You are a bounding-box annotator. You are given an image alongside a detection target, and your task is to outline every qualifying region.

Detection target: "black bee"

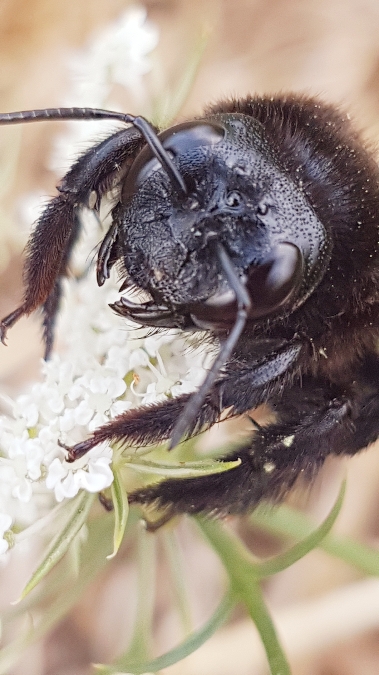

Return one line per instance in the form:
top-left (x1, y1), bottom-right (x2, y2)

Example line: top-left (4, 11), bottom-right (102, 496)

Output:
top-left (1, 94), bottom-right (379, 519)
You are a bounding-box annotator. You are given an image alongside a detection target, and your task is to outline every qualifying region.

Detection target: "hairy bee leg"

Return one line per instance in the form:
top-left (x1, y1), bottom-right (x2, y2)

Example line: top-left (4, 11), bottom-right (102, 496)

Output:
top-left (42, 281), bottom-right (63, 360)
top-left (0, 127), bottom-right (144, 352)
top-left (127, 440), bottom-right (283, 516)
top-left (0, 306), bottom-right (26, 344)
top-left (0, 196), bottom-right (78, 347)
top-left (66, 340), bottom-right (305, 462)
top-left (98, 492), bottom-right (114, 511)
top-left (142, 512), bottom-right (176, 532)
top-left (129, 362), bottom-right (379, 516)
top-left (96, 221), bottom-right (119, 286)
top-left (125, 422), bottom-right (322, 518)
top-left (66, 393), bottom-right (218, 461)
top-left (66, 342), bottom-right (303, 461)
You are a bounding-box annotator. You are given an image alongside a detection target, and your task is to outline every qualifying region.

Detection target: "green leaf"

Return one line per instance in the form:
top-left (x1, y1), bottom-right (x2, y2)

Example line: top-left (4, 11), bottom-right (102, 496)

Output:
top-left (256, 480), bottom-right (346, 577)
top-left (107, 465), bottom-right (129, 559)
top-left (124, 456), bottom-right (240, 478)
top-left (17, 491), bottom-right (95, 601)
top-left (95, 592), bottom-right (234, 674)
top-left (251, 495), bottom-right (379, 576)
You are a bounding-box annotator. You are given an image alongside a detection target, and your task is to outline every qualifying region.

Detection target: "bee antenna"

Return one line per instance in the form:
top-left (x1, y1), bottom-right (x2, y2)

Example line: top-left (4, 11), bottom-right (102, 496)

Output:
top-left (0, 107), bottom-right (187, 197)
top-left (168, 243), bottom-right (251, 449)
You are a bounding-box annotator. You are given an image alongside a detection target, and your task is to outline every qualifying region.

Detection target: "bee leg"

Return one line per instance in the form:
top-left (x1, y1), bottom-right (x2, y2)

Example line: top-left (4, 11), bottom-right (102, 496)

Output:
top-left (0, 127), bottom-right (144, 357)
top-left (98, 492), bottom-right (114, 511)
top-left (66, 339), bottom-right (305, 461)
top-left (66, 393), bottom-right (221, 461)
top-left (129, 364), bottom-right (379, 516)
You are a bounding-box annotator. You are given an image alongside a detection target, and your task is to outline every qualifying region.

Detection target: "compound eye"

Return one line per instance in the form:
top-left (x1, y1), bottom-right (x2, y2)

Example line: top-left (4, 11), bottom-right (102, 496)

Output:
top-left (122, 120), bottom-right (225, 202)
top-left (188, 242), bottom-right (303, 331)
top-left (159, 120), bottom-right (226, 157)
top-left (247, 242), bottom-right (303, 318)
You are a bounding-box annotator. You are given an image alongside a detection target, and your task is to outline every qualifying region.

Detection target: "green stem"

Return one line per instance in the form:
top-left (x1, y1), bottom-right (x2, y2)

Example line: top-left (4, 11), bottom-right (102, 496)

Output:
top-left (123, 524), bottom-right (156, 663)
top-left (197, 518), bottom-right (291, 675)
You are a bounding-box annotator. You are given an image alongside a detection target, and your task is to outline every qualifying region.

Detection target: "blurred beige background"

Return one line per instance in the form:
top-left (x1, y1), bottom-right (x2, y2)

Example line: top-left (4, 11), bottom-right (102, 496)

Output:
top-left (2, 1), bottom-right (379, 674)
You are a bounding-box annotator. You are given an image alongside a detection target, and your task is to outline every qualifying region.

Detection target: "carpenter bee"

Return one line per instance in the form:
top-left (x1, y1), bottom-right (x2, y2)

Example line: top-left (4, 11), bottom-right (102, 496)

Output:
top-left (1, 94), bottom-right (379, 519)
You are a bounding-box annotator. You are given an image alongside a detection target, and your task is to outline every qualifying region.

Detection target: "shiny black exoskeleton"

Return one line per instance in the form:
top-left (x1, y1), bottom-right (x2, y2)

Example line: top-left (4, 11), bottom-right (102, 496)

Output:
top-left (1, 94), bottom-right (379, 518)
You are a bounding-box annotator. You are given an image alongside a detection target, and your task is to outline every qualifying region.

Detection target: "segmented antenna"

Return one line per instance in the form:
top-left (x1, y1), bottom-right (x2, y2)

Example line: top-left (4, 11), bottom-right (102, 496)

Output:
top-left (168, 243), bottom-right (251, 449)
top-left (0, 107), bottom-right (187, 196)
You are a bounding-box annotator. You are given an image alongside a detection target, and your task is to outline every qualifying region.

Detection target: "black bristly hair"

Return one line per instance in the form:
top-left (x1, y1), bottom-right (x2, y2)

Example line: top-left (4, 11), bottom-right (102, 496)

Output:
top-left (2, 94), bottom-right (379, 520)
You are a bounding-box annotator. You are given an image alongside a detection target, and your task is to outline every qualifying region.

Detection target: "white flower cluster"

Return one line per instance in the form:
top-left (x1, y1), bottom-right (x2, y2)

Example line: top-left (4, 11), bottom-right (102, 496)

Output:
top-left (0, 7), bottom-right (212, 558)
top-left (70, 4), bottom-right (158, 103)
top-left (0, 223), bottom-right (211, 554)
top-left (50, 5), bottom-right (159, 174)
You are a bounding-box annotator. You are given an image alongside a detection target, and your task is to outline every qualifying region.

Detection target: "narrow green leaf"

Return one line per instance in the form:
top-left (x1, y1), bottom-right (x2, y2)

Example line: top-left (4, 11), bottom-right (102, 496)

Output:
top-left (18, 491), bottom-right (95, 601)
top-left (107, 465), bottom-right (129, 559)
top-left (125, 456), bottom-right (240, 478)
top-left (251, 497), bottom-right (379, 576)
top-left (95, 592), bottom-right (234, 675)
top-left (256, 480), bottom-right (346, 577)
top-left (0, 513), bottom-right (115, 674)
top-left (196, 488), bottom-right (345, 674)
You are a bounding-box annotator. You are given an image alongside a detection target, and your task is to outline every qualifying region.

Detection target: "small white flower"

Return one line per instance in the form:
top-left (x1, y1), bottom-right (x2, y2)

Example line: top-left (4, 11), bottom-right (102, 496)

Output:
top-left (129, 348), bottom-right (150, 369)
top-left (17, 398), bottom-right (39, 428)
top-left (74, 400), bottom-right (95, 426)
top-left (12, 476), bottom-right (33, 503)
top-left (46, 445), bottom-right (113, 502)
